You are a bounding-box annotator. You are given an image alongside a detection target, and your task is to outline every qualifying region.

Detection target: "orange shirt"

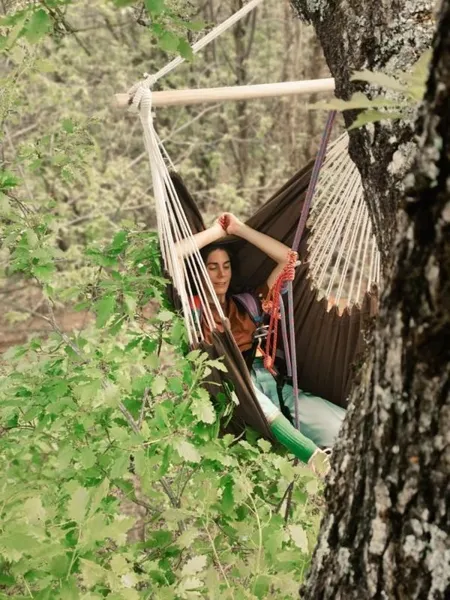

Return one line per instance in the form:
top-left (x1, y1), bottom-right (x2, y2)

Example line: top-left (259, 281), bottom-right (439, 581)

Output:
top-left (200, 285), bottom-right (268, 353)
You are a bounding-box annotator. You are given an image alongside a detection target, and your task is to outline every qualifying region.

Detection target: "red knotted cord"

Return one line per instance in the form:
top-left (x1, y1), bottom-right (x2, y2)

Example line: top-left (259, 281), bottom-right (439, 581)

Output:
top-left (261, 250), bottom-right (298, 374)
top-left (218, 214), bottom-right (229, 231)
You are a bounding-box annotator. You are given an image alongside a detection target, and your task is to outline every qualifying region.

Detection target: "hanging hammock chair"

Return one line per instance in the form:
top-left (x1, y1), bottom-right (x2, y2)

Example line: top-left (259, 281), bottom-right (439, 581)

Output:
top-left (167, 152), bottom-right (379, 439)
top-left (118, 0), bottom-right (381, 442)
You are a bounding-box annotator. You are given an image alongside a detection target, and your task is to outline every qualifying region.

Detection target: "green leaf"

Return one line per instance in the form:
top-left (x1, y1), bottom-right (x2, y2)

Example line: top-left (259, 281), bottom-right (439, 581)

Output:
top-left (191, 391), bottom-right (216, 424)
top-left (79, 558), bottom-right (107, 587)
top-left (176, 527), bottom-right (200, 549)
top-left (257, 439), bottom-right (272, 453)
top-left (151, 374), bottom-right (166, 396)
top-left (177, 39), bottom-right (194, 61)
top-left (174, 439), bottom-right (201, 463)
top-left (184, 20), bottom-right (205, 32)
top-left (1, 13), bottom-right (27, 50)
top-left (0, 170), bottom-right (19, 190)
top-left (181, 555), bottom-right (207, 577)
top-left (25, 9), bottom-right (51, 44)
top-left (144, 0), bottom-right (166, 15)
top-left (68, 486), bottom-right (90, 523)
top-left (0, 573), bottom-right (15, 585)
top-left (79, 447), bottom-right (97, 469)
top-left (95, 295), bottom-right (116, 328)
top-left (23, 496), bottom-right (46, 524)
top-left (168, 377), bottom-right (183, 394)
top-left (402, 49), bottom-right (432, 100)
top-left (159, 31), bottom-right (180, 53)
top-left (288, 524), bottom-right (308, 552)
top-left (157, 309), bottom-right (174, 322)
top-left (0, 532), bottom-right (40, 551)
top-left (266, 528), bottom-right (286, 558)
top-left (49, 554), bottom-right (70, 578)
top-left (309, 92), bottom-right (403, 112)
top-left (221, 476), bottom-right (234, 515)
top-left (159, 444), bottom-right (171, 476)
top-left (350, 69), bottom-right (408, 92)
top-left (110, 453), bottom-right (130, 479)
top-left (58, 577), bottom-right (79, 600)
top-left (253, 574), bottom-right (271, 599)
top-left (89, 478), bottom-right (110, 515)
top-left (177, 576), bottom-right (203, 594)
top-left (62, 119), bottom-right (74, 133)
top-left (348, 109), bottom-right (404, 130)
top-left (206, 358), bottom-right (228, 372)
top-left (306, 478), bottom-right (319, 495)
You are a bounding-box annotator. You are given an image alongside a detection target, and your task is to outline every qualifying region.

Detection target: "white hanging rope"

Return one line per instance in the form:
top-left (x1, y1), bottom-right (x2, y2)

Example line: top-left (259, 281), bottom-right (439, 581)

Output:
top-left (124, 0), bottom-right (380, 327)
top-left (138, 89), bottom-right (226, 341)
top-left (307, 133), bottom-right (381, 311)
top-left (121, 0), bottom-right (267, 342)
top-left (128, 0), bottom-right (265, 94)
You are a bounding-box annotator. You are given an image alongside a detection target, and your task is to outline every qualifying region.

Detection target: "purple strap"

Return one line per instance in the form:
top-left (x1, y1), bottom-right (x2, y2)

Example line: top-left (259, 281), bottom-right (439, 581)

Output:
top-left (233, 292), bottom-right (262, 324)
top-left (292, 111), bottom-right (337, 253)
top-left (287, 281), bottom-right (300, 428)
top-left (279, 295), bottom-right (292, 378)
top-left (281, 111), bottom-right (337, 429)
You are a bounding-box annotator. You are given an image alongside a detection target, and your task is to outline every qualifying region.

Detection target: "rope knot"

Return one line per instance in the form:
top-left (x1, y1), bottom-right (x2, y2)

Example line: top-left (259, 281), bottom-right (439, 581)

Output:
top-left (259, 250), bottom-right (299, 373)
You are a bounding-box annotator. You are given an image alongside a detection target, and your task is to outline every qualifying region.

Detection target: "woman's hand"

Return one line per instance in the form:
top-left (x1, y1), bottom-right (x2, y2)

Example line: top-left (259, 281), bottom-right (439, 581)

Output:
top-left (218, 212), bottom-right (244, 236)
top-left (211, 217), bottom-right (228, 240)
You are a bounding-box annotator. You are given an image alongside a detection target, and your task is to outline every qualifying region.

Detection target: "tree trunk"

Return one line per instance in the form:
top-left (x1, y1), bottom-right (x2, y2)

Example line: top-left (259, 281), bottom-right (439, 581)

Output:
top-left (290, 1), bottom-right (450, 598)
top-left (291, 0), bottom-right (434, 263)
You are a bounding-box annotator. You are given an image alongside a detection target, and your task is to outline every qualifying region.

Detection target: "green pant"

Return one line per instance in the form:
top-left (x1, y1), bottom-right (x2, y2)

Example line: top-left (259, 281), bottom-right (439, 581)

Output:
top-left (251, 358), bottom-right (345, 448)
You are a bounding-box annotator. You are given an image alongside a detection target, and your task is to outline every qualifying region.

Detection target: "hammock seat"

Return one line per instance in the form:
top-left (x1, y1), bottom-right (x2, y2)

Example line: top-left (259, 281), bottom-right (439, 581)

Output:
top-left (118, 0), bottom-right (380, 447)
top-left (168, 164), bottom-right (378, 439)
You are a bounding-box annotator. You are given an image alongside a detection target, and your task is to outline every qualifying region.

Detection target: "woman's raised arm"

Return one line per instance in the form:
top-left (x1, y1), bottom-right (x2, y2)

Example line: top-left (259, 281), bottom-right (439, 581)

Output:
top-left (222, 213), bottom-right (293, 289)
top-left (175, 219), bottom-right (226, 260)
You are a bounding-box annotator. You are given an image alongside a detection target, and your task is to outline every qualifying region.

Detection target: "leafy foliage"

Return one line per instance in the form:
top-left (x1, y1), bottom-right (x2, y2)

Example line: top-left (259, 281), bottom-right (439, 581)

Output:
top-left (0, 1), bottom-right (326, 597)
top-left (310, 50), bottom-right (432, 129)
top-left (0, 231), bottom-right (322, 598)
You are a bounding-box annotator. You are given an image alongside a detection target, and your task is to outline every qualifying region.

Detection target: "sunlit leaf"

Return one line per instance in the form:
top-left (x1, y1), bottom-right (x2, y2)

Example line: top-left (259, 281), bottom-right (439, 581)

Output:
top-left (151, 374), bottom-right (166, 396)
top-left (68, 486), bottom-right (90, 523)
top-left (95, 295), bottom-right (116, 328)
top-left (178, 39), bottom-right (194, 61)
top-left (159, 31), bottom-right (180, 53)
top-left (25, 9), bottom-right (51, 44)
top-left (181, 555), bottom-right (207, 577)
top-left (348, 109), bottom-right (404, 130)
top-left (79, 558), bottom-right (107, 587)
top-left (144, 0), bottom-right (166, 15)
top-left (174, 439), bottom-right (201, 463)
top-left (288, 524), bottom-right (308, 552)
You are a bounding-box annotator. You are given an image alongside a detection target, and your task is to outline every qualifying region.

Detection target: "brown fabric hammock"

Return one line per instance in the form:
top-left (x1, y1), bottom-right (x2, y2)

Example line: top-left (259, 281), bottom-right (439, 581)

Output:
top-left (168, 164), bottom-right (378, 438)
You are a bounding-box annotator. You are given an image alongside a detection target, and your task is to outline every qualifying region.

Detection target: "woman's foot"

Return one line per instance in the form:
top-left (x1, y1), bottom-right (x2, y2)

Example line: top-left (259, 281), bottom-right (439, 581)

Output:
top-left (308, 448), bottom-right (331, 478)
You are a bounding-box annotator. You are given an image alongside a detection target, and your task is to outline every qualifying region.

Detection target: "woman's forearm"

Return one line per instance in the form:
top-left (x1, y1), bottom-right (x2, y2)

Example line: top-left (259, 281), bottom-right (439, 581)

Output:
top-left (234, 223), bottom-right (291, 265)
top-left (175, 223), bottom-right (224, 259)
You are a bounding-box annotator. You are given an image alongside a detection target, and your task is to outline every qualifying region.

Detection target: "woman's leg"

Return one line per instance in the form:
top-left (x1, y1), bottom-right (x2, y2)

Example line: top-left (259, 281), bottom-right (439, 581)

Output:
top-left (281, 383), bottom-right (345, 448)
top-left (251, 365), bottom-right (317, 464)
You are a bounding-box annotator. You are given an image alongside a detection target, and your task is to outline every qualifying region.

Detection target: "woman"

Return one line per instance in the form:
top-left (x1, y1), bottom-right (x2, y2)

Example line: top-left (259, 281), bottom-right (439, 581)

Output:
top-left (177, 212), bottom-right (345, 470)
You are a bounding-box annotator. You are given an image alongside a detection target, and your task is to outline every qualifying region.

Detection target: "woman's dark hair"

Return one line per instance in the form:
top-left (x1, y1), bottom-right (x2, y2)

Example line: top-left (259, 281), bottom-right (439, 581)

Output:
top-left (198, 243), bottom-right (241, 295)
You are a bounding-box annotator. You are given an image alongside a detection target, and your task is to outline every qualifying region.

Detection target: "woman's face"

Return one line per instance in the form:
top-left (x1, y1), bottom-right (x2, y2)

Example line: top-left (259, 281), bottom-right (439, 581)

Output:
top-left (205, 249), bottom-right (232, 297)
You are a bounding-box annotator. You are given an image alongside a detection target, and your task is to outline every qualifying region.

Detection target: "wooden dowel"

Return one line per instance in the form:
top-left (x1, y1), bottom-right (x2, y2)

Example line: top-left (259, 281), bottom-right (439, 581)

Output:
top-left (114, 78), bottom-right (335, 108)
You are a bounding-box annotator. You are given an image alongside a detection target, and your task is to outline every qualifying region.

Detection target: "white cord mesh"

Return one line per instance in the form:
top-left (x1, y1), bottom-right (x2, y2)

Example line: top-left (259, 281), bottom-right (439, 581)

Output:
top-left (126, 0), bottom-right (379, 327)
top-left (139, 90), bottom-right (226, 343)
top-left (307, 133), bottom-right (381, 310)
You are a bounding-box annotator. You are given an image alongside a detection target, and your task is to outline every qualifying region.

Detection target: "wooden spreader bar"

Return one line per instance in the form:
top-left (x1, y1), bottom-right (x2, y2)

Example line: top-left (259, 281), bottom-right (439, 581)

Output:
top-left (114, 78), bottom-right (335, 108)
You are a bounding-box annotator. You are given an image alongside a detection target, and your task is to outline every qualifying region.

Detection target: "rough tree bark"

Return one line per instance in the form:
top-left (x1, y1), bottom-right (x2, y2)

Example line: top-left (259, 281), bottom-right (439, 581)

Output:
top-left (289, 1), bottom-right (450, 598)
top-left (292, 0), bottom-right (435, 263)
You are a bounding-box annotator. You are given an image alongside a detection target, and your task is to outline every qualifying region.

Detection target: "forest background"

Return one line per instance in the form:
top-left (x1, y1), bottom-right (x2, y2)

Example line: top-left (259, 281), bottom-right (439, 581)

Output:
top-left (1, 0), bottom-right (330, 350)
top-left (0, 1), bottom-right (334, 599)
